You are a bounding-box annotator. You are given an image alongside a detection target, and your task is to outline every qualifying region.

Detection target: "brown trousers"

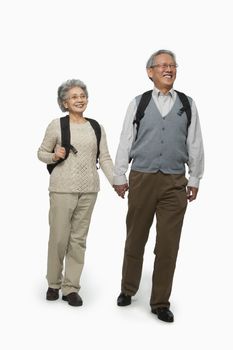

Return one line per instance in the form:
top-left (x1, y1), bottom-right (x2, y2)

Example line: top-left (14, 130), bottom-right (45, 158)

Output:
top-left (121, 170), bottom-right (188, 308)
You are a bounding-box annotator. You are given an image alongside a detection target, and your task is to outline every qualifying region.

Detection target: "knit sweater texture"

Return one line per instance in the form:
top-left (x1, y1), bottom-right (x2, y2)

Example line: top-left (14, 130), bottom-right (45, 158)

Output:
top-left (38, 118), bottom-right (113, 193)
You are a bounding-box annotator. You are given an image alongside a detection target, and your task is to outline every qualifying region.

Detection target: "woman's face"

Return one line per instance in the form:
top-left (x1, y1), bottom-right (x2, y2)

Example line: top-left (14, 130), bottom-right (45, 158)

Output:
top-left (63, 86), bottom-right (88, 114)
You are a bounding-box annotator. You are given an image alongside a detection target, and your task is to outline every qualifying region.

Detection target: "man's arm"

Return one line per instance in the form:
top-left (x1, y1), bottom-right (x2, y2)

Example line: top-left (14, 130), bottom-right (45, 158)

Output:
top-left (113, 99), bottom-right (137, 198)
top-left (186, 100), bottom-right (204, 201)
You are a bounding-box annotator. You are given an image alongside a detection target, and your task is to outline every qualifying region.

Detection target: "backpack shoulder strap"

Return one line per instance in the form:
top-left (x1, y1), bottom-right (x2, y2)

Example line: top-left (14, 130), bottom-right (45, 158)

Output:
top-left (86, 118), bottom-right (101, 163)
top-left (60, 115), bottom-right (71, 159)
top-left (175, 90), bottom-right (192, 127)
top-left (47, 115), bottom-right (70, 174)
top-left (134, 90), bottom-right (153, 140)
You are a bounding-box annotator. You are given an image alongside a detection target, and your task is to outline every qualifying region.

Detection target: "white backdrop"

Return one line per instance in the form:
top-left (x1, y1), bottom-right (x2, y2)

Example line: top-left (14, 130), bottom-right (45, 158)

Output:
top-left (1, 0), bottom-right (232, 349)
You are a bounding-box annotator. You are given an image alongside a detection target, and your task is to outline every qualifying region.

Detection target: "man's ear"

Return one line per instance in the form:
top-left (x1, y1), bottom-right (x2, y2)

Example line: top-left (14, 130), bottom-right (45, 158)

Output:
top-left (147, 68), bottom-right (153, 81)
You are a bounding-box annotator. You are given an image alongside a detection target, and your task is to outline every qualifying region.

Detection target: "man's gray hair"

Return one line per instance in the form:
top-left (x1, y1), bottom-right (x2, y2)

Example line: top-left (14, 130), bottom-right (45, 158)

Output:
top-left (146, 50), bottom-right (177, 69)
top-left (57, 79), bottom-right (88, 112)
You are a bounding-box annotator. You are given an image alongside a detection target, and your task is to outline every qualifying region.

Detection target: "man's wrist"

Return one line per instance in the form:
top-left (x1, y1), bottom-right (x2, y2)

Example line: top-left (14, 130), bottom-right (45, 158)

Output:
top-left (187, 176), bottom-right (200, 188)
top-left (113, 174), bottom-right (127, 185)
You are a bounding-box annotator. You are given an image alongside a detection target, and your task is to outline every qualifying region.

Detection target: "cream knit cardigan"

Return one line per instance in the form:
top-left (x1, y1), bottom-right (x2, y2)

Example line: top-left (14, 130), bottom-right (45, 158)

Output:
top-left (38, 118), bottom-right (114, 193)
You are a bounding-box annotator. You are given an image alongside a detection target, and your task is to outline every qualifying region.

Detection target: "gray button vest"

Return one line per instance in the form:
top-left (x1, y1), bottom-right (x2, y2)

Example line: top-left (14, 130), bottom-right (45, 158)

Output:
top-left (130, 94), bottom-right (190, 174)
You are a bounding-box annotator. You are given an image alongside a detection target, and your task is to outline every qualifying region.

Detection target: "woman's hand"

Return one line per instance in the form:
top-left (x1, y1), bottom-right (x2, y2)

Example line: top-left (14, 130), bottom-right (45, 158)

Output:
top-left (53, 146), bottom-right (66, 161)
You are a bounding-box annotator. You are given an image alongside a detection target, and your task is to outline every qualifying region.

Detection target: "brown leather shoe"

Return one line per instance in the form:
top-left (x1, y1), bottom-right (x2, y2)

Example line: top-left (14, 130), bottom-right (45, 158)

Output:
top-left (62, 292), bottom-right (83, 306)
top-left (46, 287), bottom-right (59, 301)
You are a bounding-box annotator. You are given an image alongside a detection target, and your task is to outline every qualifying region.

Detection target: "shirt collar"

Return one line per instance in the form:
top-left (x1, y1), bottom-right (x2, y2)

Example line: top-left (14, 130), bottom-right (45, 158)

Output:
top-left (153, 86), bottom-right (175, 98)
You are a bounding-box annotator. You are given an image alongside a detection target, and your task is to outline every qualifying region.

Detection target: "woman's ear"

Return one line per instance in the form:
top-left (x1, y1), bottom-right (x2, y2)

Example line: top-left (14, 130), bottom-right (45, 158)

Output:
top-left (63, 101), bottom-right (68, 109)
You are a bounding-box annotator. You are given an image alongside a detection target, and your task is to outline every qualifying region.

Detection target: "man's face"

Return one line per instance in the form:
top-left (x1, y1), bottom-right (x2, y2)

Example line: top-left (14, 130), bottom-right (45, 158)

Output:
top-left (147, 54), bottom-right (177, 91)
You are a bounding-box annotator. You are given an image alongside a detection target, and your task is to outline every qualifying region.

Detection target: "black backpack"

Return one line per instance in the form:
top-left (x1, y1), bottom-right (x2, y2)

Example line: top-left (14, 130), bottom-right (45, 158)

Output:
top-left (47, 115), bottom-right (101, 174)
top-left (133, 89), bottom-right (192, 141)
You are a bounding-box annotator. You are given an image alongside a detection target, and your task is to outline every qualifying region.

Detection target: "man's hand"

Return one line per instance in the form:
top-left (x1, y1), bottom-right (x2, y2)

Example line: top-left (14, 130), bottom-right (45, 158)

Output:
top-left (53, 146), bottom-right (66, 161)
top-left (113, 184), bottom-right (129, 199)
top-left (187, 186), bottom-right (198, 202)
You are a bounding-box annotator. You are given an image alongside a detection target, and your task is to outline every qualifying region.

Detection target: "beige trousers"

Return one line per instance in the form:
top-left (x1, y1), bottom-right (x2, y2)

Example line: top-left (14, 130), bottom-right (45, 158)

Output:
top-left (47, 192), bottom-right (97, 296)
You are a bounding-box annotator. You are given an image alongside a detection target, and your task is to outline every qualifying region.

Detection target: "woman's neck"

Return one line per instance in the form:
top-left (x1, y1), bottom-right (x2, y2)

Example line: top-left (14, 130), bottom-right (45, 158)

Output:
top-left (69, 112), bottom-right (86, 124)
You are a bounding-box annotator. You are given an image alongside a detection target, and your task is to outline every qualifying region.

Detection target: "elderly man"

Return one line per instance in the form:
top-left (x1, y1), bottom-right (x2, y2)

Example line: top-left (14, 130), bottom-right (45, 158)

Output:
top-left (113, 49), bottom-right (204, 322)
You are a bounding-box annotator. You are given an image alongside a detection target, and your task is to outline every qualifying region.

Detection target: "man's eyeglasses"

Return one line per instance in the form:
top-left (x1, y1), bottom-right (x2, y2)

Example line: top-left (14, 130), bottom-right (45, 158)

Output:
top-left (150, 64), bottom-right (178, 70)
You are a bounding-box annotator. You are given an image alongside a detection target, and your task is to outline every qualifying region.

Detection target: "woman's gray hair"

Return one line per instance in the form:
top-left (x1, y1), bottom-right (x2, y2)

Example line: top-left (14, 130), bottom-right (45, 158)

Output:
top-left (146, 49), bottom-right (177, 69)
top-left (57, 79), bottom-right (88, 112)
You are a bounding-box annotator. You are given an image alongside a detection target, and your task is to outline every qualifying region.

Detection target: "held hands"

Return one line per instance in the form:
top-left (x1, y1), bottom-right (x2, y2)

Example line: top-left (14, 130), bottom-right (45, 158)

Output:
top-left (52, 146), bottom-right (66, 161)
top-left (113, 183), bottom-right (129, 199)
top-left (187, 186), bottom-right (198, 202)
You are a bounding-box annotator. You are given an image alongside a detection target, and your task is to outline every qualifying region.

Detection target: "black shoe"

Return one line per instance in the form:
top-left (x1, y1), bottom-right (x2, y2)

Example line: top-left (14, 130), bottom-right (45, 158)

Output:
top-left (46, 287), bottom-right (59, 301)
top-left (151, 307), bottom-right (174, 323)
top-left (117, 292), bottom-right (131, 306)
top-left (62, 292), bottom-right (83, 307)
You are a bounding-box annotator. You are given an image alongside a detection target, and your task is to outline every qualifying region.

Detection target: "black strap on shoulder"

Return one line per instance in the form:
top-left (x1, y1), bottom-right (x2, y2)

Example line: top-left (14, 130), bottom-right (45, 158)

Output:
top-left (175, 90), bottom-right (191, 127)
top-left (134, 89), bottom-right (192, 139)
top-left (47, 116), bottom-right (101, 174)
top-left (129, 89), bottom-right (192, 164)
top-left (134, 90), bottom-right (153, 141)
top-left (47, 116), bottom-right (71, 174)
top-left (60, 115), bottom-right (71, 158)
top-left (86, 118), bottom-right (101, 165)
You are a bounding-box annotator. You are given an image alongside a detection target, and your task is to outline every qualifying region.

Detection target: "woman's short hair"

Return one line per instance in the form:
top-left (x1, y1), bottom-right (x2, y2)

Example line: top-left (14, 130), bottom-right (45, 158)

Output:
top-left (146, 49), bottom-right (177, 69)
top-left (57, 79), bottom-right (88, 112)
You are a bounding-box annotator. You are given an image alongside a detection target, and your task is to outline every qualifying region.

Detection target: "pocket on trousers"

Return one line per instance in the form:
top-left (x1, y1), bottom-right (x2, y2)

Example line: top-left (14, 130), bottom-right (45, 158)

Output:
top-left (128, 170), bottom-right (145, 189)
top-left (171, 174), bottom-right (188, 190)
top-left (128, 170), bottom-right (145, 202)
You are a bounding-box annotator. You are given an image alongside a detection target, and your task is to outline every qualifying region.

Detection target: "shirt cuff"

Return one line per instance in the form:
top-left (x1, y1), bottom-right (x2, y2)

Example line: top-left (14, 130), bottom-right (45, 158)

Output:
top-left (113, 174), bottom-right (128, 185)
top-left (188, 176), bottom-right (200, 188)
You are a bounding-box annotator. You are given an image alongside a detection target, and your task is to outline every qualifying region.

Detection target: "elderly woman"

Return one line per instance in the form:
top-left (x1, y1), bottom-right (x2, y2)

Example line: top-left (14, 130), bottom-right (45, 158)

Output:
top-left (38, 79), bottom-right (113, 306)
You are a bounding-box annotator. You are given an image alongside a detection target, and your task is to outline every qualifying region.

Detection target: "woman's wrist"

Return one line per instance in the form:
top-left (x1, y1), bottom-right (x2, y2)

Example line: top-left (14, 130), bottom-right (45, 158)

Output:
top-left (52, 154), bottom-right (59, 162)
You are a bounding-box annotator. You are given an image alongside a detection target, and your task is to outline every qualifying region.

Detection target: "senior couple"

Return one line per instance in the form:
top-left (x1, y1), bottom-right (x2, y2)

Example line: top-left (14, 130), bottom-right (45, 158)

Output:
top-left (38, 49), bottom-right (204, 323)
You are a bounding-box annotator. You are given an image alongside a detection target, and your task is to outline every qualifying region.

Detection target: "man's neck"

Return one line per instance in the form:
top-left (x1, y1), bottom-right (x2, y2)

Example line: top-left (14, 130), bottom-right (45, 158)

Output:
top-left (154, 84), bottom-right (173, 95)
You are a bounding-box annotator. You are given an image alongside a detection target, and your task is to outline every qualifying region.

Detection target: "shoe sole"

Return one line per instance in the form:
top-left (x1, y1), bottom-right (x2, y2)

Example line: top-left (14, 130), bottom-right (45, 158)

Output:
top-left (46, 295), bottom-right (59, 301)
top-left (117, 300), bottom-right (131, 306)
